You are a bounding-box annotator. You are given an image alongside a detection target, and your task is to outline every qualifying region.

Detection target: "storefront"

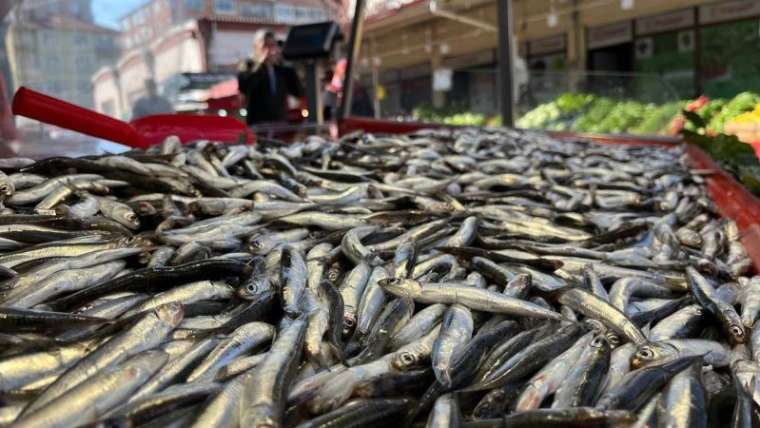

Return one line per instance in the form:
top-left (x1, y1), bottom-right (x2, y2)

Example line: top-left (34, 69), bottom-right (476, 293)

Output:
top-left (526, 34), bottom-right (566, 71)
top-left (698, 0), bottom-right (760, 98)
top-left (587, 21), bottom-right (633, 73)
top-left (585, 21), bottom-right (634, 100)
top-left (442, 50), bottom-right (497, 114)
top-left (633, 9), bottom-right (696, 101)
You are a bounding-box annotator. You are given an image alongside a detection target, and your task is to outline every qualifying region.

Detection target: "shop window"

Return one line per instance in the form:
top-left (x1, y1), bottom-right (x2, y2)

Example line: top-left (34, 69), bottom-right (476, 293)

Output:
top-left (700, 19), bottom-right (760, 98)
top-left (634, 31), bottom-right (695, 101)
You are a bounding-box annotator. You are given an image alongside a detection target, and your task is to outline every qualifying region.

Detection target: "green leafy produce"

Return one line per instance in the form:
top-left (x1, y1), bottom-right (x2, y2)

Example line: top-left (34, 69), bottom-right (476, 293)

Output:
top-left (631, 101), bottom-right (685, 135)
top-left (681, 111), bottom-right (760, 196)
top-left (707, 92), bottom-right (760, 133)
top-left (412, 104), bottom-right (493, 127)
top-left (518, 91), bottom-right (760, 136)
top-left (555, 93), bottom-right (594, 114)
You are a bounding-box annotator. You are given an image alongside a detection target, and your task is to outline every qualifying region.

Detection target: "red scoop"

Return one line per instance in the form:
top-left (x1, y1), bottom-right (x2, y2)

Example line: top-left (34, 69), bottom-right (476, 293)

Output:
top-left (12, 87), bottom-right (254, 149)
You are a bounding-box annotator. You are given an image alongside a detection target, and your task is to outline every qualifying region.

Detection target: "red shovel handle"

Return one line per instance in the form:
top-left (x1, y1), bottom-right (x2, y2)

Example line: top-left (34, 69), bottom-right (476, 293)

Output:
top-left (12, 87), bottom-right (141, 147)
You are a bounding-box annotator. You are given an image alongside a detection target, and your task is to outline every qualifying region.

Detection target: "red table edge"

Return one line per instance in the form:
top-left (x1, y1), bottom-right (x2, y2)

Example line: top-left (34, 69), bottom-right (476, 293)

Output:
top-left (339, 116), bottom-right (760, 272)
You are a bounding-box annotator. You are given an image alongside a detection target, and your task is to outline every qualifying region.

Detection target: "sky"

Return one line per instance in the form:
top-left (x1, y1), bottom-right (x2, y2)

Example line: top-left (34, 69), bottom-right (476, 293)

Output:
top-left (91, 0), bottom-right (149, 29)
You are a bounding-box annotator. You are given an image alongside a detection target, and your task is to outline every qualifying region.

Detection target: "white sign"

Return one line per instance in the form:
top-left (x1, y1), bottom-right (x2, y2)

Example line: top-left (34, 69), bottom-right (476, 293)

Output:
top-left (433, 68), bottom-right (453, 92)
top-left (588, 21), bottom-right (633, 49)
top-left (636, 9), bottom-right (695, 35)
top-left (700, 0), bottom-right (760, 24)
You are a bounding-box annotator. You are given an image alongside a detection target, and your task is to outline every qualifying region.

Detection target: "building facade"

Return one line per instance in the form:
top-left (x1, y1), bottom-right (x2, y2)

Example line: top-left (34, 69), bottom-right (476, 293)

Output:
top-left (359, 0), bottom-right (760, 117)
top-left (120, 0), bottom-right (331, 49)
top-left (93, 0), bottom-right (333, 119)
top-left (16, 0), bottom-right (93, 23)
top-left (5, 15), bottom-right (119, 109)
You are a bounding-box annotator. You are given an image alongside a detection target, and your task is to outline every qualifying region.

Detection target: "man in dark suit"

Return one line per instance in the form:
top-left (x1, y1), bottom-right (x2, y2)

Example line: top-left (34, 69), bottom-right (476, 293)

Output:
top-left (243, 30), bottom-right (303, 126)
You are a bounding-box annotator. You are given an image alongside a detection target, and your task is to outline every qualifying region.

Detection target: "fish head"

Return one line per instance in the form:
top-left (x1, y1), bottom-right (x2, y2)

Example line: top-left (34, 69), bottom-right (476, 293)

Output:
top-left (238, 276), bottom-right (272, 300)
top-left (114, 206), bottom-right (140, 229)
top-left (729, 323), bottom-right (747, 345)
top-left (326, 264), bottom-right (342, 283)
top-left (391, 349), bottom-right (422, 370)
top-left (378, 278), bottom-right (422, 298)
top-left (590, 335), bottom-right (611, 354)
top-left (0, 181), bottom-right (13, 197)
top-left (631, 341), bottom-right (678, 369)
top-left (584, 319), bottom-right (607, 335)
top-left (342, 312), bottom-right (357, 337)
top-left (248, 237), bottom-right (270, 255)
top-left (155, 302), bottom-right (185, 327)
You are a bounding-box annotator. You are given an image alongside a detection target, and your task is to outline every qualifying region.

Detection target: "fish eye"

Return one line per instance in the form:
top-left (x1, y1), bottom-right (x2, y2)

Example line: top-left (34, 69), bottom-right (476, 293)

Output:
top-left (250, 240), bottom-right (262, 249)
top-left (731, 326), bottom-right (744, 338)
top-left (591, 336), bottom-right (607, 347)
top-left (637, 347), bottom-right (654, 359)
top-left (247, 283), bottom-right (258, 293)
top-left (343, 317), bottom-right (355, 328)
top-left (397, 352), bottom-right (416, 366)
top-left (126, 213), bottom-right (137, 221)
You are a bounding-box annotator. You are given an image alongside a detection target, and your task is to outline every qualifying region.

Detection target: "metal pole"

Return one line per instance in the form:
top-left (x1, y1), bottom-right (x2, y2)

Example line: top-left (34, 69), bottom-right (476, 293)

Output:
top-left (497, 0), bottom-right (513, 127)
top-left (337, 0), bottom-right (366, 121)
top-left (305, 61), bottom-right (324, 124)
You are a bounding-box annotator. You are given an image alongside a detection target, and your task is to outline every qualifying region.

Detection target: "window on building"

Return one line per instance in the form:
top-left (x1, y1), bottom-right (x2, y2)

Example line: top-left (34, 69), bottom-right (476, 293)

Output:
top-left (240, 2), bottom-right (255, 17)
top-left (214, 0), bottom-right (235, 14)
top-left (294, 6), bottom-right (306, 22)
top-left (96, 36), bottom-right (113, 49)
top-left (74, 33), bottom-right (88, 45)
top-left (76, 57), bottom-right (92, 72)
top-left (700, 19), bottom-right (760, 98)
top-left (185, 0), bottom-right (203, 11)
top-left (274, 4), bottom-right (296, 23)
top-left (153, 1), bottom-right (162, 14)
top-left (247, 2), bottom-right (273, 20)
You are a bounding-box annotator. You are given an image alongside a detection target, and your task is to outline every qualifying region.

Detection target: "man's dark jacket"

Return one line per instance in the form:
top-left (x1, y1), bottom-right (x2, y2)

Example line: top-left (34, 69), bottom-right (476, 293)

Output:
top-left (241, 63), bottom-right (303, 125)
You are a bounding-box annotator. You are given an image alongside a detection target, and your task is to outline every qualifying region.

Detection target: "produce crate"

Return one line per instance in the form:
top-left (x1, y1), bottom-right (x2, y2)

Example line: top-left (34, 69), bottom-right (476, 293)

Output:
top-left (340, 116), bottom-right (760, 272)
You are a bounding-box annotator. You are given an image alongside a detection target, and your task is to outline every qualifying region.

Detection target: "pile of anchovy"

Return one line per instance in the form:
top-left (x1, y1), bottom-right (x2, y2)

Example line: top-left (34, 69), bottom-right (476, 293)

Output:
top-left (0, 127), bottom-right (758, 428)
